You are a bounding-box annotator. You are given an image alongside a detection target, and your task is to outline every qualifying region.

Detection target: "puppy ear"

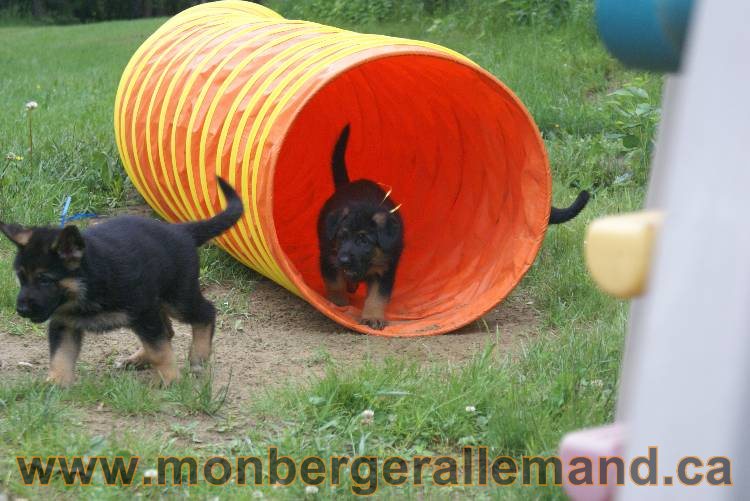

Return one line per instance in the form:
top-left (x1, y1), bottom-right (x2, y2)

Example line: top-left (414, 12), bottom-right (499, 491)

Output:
top-left (0, 223), bottom-right (32, 247)
top-left (325, 208), bottom-right (349, 241)
top-left (372, 211), bottom-right (402, 253)
top-left (52, 225), bottom-right (85, 269)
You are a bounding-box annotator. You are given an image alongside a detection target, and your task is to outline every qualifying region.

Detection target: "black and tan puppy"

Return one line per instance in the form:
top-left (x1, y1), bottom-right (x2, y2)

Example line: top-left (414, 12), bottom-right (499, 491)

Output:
top-left (318, 125), bottom-right (403, 330)
top-left (0, 178), bottom-right (243, 387)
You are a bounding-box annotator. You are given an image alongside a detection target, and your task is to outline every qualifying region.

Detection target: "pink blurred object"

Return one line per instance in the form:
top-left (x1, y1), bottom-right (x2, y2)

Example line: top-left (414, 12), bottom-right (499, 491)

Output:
top-left (559, 423), bottom-right (626, 501)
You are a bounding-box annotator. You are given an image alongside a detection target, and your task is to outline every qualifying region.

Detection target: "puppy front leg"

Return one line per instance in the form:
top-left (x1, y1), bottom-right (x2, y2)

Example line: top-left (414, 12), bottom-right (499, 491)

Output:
top-left (115, 346), bottom-right (149, 370)
top-left (142, 339), bottom-right (179, 386)
top-left (133, 310), bottom-right (179, 386)
top-left (47, 321), bottom-right (82, 387)
top-left (361, 276), bottom-right (392, 330)
top-left (321, 256), bottom-right (349, 306)
top-left (117, 305), bottom-right (178, 371)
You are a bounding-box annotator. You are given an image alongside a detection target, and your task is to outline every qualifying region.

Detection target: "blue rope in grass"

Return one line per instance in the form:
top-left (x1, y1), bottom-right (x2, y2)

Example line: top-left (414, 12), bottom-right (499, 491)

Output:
top-left (60, 196), bottom-right (96, 228)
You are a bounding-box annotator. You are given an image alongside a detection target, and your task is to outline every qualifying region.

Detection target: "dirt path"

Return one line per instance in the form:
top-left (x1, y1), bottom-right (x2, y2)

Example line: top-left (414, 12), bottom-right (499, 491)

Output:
top-left (0, 278), bottom-right (539, 396)
top-left (0, 276), bottom-right (540, 446)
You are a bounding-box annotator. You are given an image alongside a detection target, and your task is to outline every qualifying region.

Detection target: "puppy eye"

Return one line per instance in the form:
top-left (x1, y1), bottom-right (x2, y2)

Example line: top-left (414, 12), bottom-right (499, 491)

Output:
top-left (356, 234), bottom-right (369, 245)
top-left (38, 275), bottom-right (55, 285)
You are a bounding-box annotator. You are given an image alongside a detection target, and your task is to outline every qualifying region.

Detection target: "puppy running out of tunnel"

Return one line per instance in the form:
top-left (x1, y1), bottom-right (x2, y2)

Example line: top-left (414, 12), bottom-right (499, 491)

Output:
top-left (316, 124), bottom-right (589, 331)
top-left (317, 125), bottom-right (404, 330)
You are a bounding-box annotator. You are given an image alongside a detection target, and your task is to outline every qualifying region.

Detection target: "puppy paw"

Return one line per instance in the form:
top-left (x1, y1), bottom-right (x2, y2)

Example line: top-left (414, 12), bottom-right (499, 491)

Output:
top-left (328, 293), bottom-right (349, 307)
top-left (46, 370), bottom-right (74, 388)
top-left (115, 348), bottom-right (149, 370)
top-left (113, 359), bottom-right (129, 370)
top-left (360, 317), bottom-right (387, 330)
top-left (151, 366), bottom-right (180, 387)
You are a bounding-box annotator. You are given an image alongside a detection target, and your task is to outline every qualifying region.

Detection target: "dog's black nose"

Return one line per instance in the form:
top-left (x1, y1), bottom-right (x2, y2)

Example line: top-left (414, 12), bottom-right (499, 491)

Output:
top-left (16, 302), bottom-right (33, 317)
top-left (338, 254), bottom-right (351, 265)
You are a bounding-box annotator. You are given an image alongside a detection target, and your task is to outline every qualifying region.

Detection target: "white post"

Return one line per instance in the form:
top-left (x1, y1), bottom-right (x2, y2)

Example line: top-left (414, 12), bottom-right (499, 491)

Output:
top-left (618, 0), bottom-right (750, 498)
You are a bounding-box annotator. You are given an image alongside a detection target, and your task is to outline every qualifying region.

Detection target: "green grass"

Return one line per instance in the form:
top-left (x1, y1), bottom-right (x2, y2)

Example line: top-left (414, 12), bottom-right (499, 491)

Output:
top-left (0, 20), bottom-right (161, 222)
top-left (0, 5), bottom-right (658, 499)
top-left (63, 364), bottom-right (230, 416)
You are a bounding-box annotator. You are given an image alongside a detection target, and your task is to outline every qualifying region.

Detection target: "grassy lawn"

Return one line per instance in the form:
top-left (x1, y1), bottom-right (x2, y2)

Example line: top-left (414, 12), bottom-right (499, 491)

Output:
top-left (0, 3), bottom-right (660, 499)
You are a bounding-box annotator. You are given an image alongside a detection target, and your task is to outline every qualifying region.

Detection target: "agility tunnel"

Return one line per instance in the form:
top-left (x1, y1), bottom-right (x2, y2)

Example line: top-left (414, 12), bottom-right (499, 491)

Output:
top-left (114, 0), bottom-right (551, 336)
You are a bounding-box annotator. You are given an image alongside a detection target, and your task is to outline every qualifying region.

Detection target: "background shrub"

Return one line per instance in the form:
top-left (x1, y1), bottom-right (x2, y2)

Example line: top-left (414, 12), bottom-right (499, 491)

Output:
top-left (272, 0), bottom-right (594, 29)
top-left (0, 0), bottom-right (213, 23)
top-left (1, 0), bottom-right (594, 27)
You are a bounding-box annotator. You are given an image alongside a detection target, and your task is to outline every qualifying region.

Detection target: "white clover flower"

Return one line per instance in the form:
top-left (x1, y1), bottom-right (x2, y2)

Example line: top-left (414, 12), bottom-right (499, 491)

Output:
top-left (25, 101), bottom-right (38, 111)
top-left (305, 485), bottom-right (319, 495)
top-left (361, 409), bottom-right (375, 425)
top-left (252, 491), bottom-right (265, 499)
top-left (465, 405), bottom-right (477, 413)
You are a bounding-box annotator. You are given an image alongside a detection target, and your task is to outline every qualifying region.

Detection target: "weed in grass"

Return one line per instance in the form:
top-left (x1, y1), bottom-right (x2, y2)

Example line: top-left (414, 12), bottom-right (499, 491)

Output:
top-left (0, 380), bottom-right (64, 442)
top-left (70, 370), bottom-right (163, 415)
top-left (214, 413), bottom-right (240, 435)
top-left (170, 421), bottom-right (201, 442)
top-left (0, 151), bottom-right (25, 202)
top-left (306, 347), bottom-right (332, 366)
top-left (0, 311), bottom-right (45, 337)
top-left (166, 366), bottom-right (231, 416)
top-left (24, 100), bottom-right (38, 168)
top-left (66, 366), bottom-right (231, 417)
top-left (605, 77), bottom-right (662, 185)
top-left (199, 244), bottom-right (262, 291)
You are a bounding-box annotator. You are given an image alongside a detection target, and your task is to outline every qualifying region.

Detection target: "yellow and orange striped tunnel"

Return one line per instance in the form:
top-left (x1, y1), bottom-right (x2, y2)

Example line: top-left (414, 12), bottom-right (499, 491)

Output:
top-left (114, 0), bottom-right (551, 336)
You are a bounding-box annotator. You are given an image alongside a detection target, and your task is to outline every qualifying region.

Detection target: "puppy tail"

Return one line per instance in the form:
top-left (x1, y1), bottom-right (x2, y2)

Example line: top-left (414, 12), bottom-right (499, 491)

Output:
top-left (549, 190), bottom-right (590, 225)
top-left (332, 124), bottom-right (351, 187)
top-left (182, 177), bottom-right (244, 246)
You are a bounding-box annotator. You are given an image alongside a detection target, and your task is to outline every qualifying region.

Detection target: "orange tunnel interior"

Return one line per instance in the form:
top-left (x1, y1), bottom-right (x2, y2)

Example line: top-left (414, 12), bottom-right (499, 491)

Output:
top-left (272, 54), bottom-right (551, 336)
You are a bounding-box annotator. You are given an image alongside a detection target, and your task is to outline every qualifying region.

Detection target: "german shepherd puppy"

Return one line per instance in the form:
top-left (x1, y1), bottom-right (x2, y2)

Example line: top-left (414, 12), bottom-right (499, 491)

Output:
top-left (318, 125), bottom-right (403, 330)
top-left (0, 178), bottom-right (243, 387)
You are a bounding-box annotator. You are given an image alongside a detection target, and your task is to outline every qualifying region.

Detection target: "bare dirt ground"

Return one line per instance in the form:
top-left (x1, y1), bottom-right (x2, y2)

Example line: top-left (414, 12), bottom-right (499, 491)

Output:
top-left (0, 278), bottom-right (540, 446)
top-left (0, 279), bottom-right (540, 395)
